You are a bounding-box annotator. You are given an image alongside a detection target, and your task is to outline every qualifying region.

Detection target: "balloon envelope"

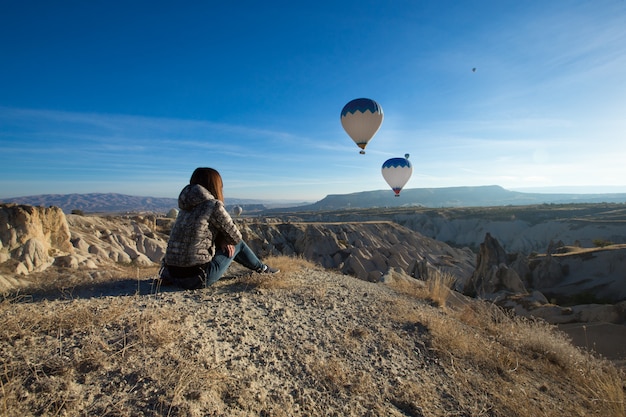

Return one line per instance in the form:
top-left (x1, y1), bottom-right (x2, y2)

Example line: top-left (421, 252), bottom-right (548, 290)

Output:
top-left (381, 157), bottom-right (413, 196)
top-left (233, 206), bottom-right (243, 216)
top-left (340, 98), bottom-right (383, 154)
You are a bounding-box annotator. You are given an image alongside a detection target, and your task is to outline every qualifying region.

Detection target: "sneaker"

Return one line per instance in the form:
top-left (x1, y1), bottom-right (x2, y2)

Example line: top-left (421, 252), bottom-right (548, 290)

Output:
top-left (258, 264), bottom-right (280, 274)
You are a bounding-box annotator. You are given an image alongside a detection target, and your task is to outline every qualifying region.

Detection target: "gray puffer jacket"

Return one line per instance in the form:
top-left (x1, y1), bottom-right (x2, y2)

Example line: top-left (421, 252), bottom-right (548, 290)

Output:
top-left (164, 184), bottom-right (242, 267)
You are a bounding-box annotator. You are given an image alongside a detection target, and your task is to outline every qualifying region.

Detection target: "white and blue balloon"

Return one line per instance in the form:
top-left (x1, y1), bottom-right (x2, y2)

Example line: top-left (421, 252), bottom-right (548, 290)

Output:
top-left (381, 154), bottom-right (413, 197)
top-left (340, 98), bottom-right (384, 154)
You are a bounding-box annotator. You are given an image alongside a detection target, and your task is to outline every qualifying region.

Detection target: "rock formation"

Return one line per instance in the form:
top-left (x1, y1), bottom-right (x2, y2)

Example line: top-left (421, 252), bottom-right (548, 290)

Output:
top-left (463, 233), bottom-right (527, 298)
top-left (0, 204), bottom-right (73, 274)
top-left (237, 219), bottom-right (476, 285)
top-left (2, 204), bottom-right (625, 327)
top-left (289, 206), bottom-right (626, 254)
top-left (0, 204), bottom-right (171, 292)
top-left (462, 231), bottom-right (626, 325)
top-left (1, 206), bottom-right (477, 294)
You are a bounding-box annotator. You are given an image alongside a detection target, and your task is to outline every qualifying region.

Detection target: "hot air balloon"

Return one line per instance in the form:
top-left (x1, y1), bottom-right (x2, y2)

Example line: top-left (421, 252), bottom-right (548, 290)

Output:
top-left (233, 206), bottom-right (243, 217)
top-left (340, 98), bottom-right (384, 154)
top-left (381, 154), bottom-right (413, 197)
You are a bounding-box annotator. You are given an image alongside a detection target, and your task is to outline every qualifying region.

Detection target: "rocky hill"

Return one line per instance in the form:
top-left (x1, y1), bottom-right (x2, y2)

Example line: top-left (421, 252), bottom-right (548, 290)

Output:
top-left (0, 203), bottom-right (625, 415)
top-left (1, 193), bottom-right (178, 214)
top-left (3, 257), bottom-right (624, 416)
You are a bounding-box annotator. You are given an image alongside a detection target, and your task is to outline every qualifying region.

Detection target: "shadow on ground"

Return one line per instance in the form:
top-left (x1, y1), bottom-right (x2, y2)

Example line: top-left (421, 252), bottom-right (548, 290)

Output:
top-left (24, 265), bottom-right (255, 302)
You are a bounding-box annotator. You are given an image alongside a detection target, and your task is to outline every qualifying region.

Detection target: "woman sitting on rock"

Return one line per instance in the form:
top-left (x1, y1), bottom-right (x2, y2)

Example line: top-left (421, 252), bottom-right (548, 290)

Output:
top-left (160, 167), bottom-right (279, 289)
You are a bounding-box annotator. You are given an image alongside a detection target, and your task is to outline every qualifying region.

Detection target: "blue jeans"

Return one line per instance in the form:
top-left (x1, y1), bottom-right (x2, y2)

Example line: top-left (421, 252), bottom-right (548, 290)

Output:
top-left (204, 240), bottom-right (264, 286)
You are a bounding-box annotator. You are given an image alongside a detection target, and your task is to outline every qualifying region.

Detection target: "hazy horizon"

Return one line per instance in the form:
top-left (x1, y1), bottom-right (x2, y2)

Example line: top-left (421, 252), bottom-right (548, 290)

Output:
top-left (4, 184), bottom-right (626, 203)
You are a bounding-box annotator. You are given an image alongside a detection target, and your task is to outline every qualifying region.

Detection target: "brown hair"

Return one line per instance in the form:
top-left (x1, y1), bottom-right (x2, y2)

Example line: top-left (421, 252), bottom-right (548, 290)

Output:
top-left (189, 167), bottom-right (224, 202)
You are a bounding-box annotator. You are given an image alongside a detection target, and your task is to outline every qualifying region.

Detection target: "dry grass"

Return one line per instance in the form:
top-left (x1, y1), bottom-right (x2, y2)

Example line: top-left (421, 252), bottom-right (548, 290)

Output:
top-left (241, 255), bottom-right (319, 290)
top-left (384, 284), bottom-right (626, 417)
top-left (426, 271), bottom-right (456, 307)
top-left (1, 258), bottom-right (624, 417)
top-left (386, 269), bottom-right (456, 308)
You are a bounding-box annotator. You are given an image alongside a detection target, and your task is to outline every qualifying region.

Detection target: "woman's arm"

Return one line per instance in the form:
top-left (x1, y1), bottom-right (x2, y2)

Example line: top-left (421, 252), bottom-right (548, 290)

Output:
top-left (210, 201), bottom-right (243, 245)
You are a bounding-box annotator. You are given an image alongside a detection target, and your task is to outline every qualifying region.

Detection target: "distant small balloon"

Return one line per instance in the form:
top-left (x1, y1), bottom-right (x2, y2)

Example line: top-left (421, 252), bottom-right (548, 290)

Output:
top-left (166, 208), bottom-right (179, 219)
top-left (233, 206), bottom-right (243, 217)
top-left (472, 67), bottom-right (476, 72)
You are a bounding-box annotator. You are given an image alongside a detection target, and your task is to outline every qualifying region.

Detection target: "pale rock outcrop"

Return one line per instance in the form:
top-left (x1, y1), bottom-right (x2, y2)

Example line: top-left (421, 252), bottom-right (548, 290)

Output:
top-left (528, 255), bottom-right (564, 289)
top-left (389, 212), bottom-right (626, 253)
top-left (136, 234), bottom-right (166, 261)
top-left (54, 254), bottom-right (80, 269)
top-left (0, 205), bottom-right (171, 290)
top-left (67, 214), bottom-right (168, 266)
top-left (166, 208), bottom-right (179, 219)
top-left (239, 220), bottom-right (476, 284)
top-left (3, 205), bottom-right (624, 330)
top-left (71, 236), bottom-right (90, 252)
top-left (0, 204), bottom-right (73, 273)
top-left (512, 300), bottom-right (626, 325)
top-left (11, 238), bottom-right (51, 273)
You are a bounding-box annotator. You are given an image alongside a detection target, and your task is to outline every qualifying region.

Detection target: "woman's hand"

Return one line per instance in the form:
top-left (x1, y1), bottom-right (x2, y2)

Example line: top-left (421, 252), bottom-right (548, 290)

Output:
top-left (222, 244), bottom-right (235, 258)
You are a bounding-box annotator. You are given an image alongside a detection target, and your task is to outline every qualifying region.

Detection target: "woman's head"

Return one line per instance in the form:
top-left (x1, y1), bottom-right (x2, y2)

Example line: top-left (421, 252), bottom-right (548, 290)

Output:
top-left (190, 167), bottom-right (224, 202)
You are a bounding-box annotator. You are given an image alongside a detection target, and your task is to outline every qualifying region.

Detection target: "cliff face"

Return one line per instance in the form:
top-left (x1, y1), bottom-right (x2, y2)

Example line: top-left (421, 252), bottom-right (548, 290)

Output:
top-left (0, 204), bottom-right (73, 274)
top-left (0, 204), bottom-right (171, 292)
top-left (399, 215), bottom-right (626, 254)
top-left (278, 205), bottom-right (626, 254)
top-left (0, 207), bottom-right (477, 294)
top-left (237, 220), bottom-right (476, 285)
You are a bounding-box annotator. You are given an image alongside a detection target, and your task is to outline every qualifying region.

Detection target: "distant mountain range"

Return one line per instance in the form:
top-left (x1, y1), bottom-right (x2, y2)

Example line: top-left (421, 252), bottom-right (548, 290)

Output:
top-left (1, 193), bottom-right (179, 214)
top-left (274, 185), bottom-right (626, 212)
top-left (0, 193), bottom-right (277, 214)
top-left (3, 186), bottom-right (626, 214)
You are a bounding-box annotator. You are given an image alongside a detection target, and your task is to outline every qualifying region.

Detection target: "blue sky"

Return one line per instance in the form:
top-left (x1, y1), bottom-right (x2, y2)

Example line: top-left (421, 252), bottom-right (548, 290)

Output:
top-left (1, 1), bottom-right (626, 202)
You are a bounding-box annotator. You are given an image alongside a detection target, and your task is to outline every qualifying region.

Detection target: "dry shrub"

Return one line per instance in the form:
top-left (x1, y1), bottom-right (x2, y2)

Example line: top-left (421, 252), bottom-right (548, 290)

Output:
top-left (0, 294), bottom-right (234, 417)
top-left (456, 300), bottom-right (584, 368)
top-left (242, 255), bottom-right (318, 290)
top-left (387, 379), bottom-right (439, 417)
top-left (386, 273), bottom-right (426, 299)
top-left (382, 286), bottom-right (625, 417)
top-left (306, 357), bottom-right (372, 397)
top-left (130, 304), bottom-right (183, 349)
top-left (428, 300), bottom-right (626, 417)
top-left (385, 269), bottom-right (455, 309)
top-left (2, 257), bottom-right (624, 416)
top-left (263, 254), bottom-right (318, 275)
top-left (426, 271), bottom-right (456, 307)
